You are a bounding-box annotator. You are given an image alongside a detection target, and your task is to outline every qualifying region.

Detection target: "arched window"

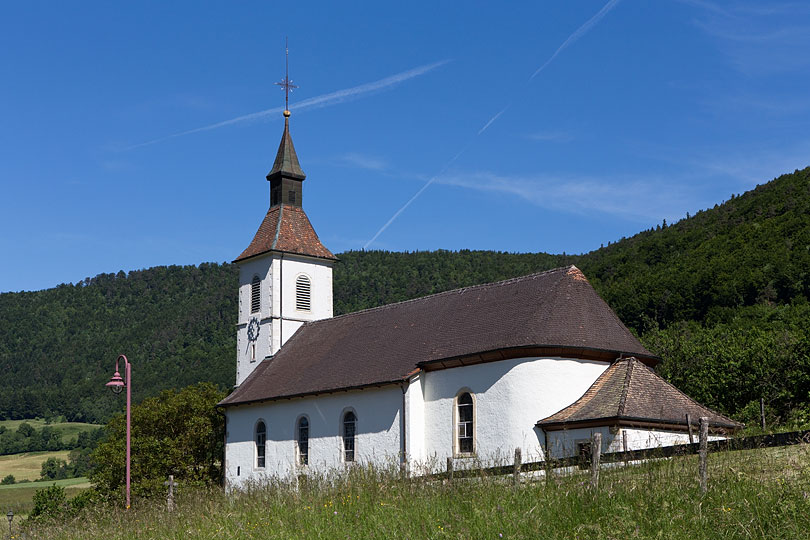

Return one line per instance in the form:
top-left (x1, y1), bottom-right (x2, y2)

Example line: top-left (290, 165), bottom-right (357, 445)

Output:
top-left (255, 421), bottom-right (266, 468)
top-left (295, 275), bottom-right (311, 311)
top-left (342, 411), bottom-right (356, 462)
top-left (297, 417), bottom-right (309, 466)
top-left (456, 392), bottom-right (474, 455)
top-left (251, 276), bottom-right (261, 313)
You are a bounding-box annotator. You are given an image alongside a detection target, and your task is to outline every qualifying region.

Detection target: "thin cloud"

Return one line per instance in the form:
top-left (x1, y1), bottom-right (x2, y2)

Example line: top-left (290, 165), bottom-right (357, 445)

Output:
top-left (125, 60), bottom-right (451, 150)
top-left (526, 131), bottom-right (573, 142)
top-left (339, 153), bottom-right (388, 171)
top-left (434, 171), bottom-right (694, 223)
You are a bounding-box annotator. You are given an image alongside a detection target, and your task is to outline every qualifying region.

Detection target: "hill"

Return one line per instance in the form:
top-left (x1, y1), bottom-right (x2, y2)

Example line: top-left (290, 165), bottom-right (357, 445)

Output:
top-left (0, 167), bottom-right (808, 424)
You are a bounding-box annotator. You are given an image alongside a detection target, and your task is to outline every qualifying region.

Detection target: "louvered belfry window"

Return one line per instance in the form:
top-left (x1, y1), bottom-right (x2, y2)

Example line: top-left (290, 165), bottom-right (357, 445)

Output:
top-left (250, 276), bottom-right (261, 313)
top-left (296, 275), bottom-right (311, 311)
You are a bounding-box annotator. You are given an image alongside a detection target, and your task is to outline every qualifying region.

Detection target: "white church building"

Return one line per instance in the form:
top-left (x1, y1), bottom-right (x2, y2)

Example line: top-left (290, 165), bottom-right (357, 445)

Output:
top-left (218, 110), bottom-right (740, 487)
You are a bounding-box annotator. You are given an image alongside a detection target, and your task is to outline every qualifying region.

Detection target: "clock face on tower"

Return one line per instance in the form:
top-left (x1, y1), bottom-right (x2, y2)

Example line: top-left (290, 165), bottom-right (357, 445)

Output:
top-left (247, 317), bottom-right (260, 342)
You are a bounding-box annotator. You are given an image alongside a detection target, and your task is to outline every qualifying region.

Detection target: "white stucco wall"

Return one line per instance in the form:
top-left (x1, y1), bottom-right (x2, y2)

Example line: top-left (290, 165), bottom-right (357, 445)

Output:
top-left (545, 427), bottom-right (726, 459)
top-left (416, 357), bottom-right (609, 472)
top-left (235, 253), bottom-right (333, 386)
top-left (224, 386), bottom-right (402, 488)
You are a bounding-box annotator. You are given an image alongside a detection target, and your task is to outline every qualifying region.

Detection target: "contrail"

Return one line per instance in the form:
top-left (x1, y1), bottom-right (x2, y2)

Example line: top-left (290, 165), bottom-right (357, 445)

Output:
top-left (125, 60), bottom-right (451, 150)
top-left (363, 145), bottom-right (470, 249)
top-left (477, 105), bottom-right (510, 135)
top-left (364, 0), bottom-right (622, 248)
top-left (531, 0), bottom-right (621, 80)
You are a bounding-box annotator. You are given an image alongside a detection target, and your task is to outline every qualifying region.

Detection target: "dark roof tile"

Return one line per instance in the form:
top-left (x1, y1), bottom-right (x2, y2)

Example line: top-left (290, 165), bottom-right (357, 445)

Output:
top-left (220, 266), bottom-right (658, 407)
top-left (537, 357), bottom-right (742, 430)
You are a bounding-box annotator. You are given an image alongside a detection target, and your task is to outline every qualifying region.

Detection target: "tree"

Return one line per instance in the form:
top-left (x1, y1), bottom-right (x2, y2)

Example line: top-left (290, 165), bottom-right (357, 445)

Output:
top-left (40, 457), bottom-right (69, 480)
top-left (0, 474), bottom-right (14, 485)
top-left (91, 382), bottom-right (225, 501)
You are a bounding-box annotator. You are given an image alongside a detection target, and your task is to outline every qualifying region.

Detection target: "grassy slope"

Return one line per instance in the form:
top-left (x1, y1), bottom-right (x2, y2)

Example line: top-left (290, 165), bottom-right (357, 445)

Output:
top-left (0, 450), bottom-right (72, 481)
top-left (0, 420), bottom-right (101, 446)
top-left (23, 445), bottom-right (810, 540)
top-left (0, 477), bottom-right (90, 518)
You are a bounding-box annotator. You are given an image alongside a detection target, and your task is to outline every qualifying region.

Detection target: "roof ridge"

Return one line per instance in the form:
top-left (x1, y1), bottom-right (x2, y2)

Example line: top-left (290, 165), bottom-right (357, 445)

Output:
top-left (306, 265), bottom-right (576, 325)
top-left (616, 357), bottom-right (634, 416)
top-left (271, 204), bottom-right (284, 251)
top-left (631, 360), bottom-right (740, 425)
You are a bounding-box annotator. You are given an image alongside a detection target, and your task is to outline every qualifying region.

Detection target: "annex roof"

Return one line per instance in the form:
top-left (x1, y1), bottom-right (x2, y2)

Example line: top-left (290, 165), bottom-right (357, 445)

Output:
top-left (234, 204), bottom-right (336, 262)
top-left (537, 357), bottom-right (742, 431)
top-left (220, 266), bottom-right (658, 407)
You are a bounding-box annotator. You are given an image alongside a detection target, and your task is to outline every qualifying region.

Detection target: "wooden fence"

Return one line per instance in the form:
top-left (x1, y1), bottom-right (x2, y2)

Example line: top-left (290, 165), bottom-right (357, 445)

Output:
top-left (435, 423), bottom-right (810, 490)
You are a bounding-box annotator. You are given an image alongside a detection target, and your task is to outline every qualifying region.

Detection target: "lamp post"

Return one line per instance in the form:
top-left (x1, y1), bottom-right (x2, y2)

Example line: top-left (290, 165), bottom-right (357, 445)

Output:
top-left (105, 354), bottom-right (131, 509)
top-left (6, 510), bottom-right (13, 538)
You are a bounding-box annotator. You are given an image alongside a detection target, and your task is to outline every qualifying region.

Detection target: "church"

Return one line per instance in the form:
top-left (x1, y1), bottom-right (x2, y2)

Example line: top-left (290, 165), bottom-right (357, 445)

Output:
top-left (218, 109), bottom-right (740, 487)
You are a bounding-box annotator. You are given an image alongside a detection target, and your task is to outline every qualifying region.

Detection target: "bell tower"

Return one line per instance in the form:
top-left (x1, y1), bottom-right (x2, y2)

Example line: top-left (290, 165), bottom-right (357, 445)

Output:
top-left (232, 53), bottom-right (336, 387)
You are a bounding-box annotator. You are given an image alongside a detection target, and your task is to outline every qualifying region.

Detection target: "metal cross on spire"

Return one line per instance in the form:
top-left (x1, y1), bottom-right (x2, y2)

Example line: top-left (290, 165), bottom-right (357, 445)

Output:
top-left (275, 37), bottom-right (298, 112)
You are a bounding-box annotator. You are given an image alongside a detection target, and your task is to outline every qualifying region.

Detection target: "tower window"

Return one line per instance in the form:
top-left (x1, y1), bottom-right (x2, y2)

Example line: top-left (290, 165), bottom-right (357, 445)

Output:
top-left (256, 421), bottom-right (266, 468)
top-left (288, 190), bottom-right (296, 204)
top-left (343, 411), bottom-right (356, 463)
top-left (296, 275), bottom-right (311, 311)
top-left (251, 276), bottom-right (261, 313)
top-left (297, 416), bottom-right (309, 466)
top-left (456, 392), bottom-right (474, 455)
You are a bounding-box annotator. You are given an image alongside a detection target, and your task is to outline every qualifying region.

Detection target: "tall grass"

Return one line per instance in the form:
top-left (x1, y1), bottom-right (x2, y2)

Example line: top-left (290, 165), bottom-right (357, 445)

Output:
top-left (21, 445), bottom-right (810, 539)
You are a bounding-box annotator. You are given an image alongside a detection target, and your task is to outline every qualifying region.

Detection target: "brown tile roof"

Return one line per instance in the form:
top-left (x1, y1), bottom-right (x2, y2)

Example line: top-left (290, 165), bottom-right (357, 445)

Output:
top-left (220, 266), bottom-right (659, 407)
top-left (234, 205), bottom-right (336, 262)
top-left (537, 357), bottom-right (742, 430)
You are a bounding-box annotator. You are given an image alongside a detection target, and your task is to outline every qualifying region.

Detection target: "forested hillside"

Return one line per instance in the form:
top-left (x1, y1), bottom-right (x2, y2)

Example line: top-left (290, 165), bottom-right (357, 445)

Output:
top-left (1, 167), bottom-right (808, 425)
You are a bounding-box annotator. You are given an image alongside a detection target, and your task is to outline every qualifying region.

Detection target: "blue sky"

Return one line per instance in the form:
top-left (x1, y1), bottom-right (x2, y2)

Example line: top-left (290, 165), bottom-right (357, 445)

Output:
top-left (2, 1), bottom-right (810, 292)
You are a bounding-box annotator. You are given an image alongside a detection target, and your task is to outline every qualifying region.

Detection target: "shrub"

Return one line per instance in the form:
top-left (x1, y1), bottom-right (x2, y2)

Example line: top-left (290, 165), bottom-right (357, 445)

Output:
top-left (29, 485), bottom-right (67, 519)
top-left (1, 474), bottom-right (15, 485)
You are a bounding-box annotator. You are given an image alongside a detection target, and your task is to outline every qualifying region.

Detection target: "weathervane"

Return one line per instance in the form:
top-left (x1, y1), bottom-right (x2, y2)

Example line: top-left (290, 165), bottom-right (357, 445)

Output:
top-left (275, 37), bottom-right (298, 113)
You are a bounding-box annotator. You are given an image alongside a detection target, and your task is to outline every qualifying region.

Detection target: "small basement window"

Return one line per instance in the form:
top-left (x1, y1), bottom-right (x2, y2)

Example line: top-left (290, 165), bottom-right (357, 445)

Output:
top-left (296, 275), bottom-right (311, 311)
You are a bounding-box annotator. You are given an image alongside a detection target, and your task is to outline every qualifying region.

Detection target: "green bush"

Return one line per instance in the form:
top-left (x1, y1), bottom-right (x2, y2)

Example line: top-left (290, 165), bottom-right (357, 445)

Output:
top-left (1, 474), bottom-right (15, 485)
top-left (29, 485), bottom-right (67, 519)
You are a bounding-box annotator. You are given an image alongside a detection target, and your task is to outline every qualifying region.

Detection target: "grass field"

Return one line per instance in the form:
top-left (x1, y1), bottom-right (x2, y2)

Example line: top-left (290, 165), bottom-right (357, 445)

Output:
top-left (0, 420), bottom-right (101, 446)
top-left (0, 450), bottom-right (72, 482)
top-left (19, 443), bottom-right (810, 539)
top-left (0, 477), bottom-right (90, 518)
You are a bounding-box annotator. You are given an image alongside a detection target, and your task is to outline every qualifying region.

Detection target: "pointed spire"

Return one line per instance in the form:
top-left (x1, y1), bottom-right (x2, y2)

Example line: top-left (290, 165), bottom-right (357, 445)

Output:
top-left (267, 110), bottom-right (306, 181)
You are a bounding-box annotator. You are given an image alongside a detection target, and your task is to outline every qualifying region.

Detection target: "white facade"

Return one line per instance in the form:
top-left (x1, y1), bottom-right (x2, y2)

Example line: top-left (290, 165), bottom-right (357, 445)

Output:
top-left (546, 426), bottom-right (725, 459)
top-left (224, 355), bottom-right (613, 485)
top-left (224, 386), bottom-right (402, 489)
top-left (236, 253), bottom-right (334, 386)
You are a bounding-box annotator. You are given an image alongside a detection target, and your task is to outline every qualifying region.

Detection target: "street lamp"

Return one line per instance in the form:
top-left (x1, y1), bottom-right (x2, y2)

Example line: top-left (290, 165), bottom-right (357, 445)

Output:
top-left (6, 510), bottom-right (13, 537)
top-left (106, 354), bottom-right (131, 509)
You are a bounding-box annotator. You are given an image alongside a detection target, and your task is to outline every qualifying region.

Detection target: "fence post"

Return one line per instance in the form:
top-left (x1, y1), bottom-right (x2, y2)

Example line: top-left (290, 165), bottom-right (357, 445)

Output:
top-left (590, 432), bottom-right (602, 489)
top-left (760, 397), bottom-right (766, 431)
top-left (686, 413), bottom-right (694, 444)
top-left (622, 430), bottom-right (629, 465)
top-left (446, 457), bottom-right (454, 484)
top-left (699, 417), bottom-right (709, 494)
top-left (513, 447), bottom-right (522, 486)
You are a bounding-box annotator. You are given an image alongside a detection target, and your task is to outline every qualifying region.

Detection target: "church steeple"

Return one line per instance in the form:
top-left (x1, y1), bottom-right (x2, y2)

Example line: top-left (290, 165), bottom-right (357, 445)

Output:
top-left (267, 111), bottom-right (306, 207)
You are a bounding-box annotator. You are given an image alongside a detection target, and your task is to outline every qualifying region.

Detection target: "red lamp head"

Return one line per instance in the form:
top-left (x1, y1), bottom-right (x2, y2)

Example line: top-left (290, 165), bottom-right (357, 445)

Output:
top-left (106, 371), bottom-right (125, 394)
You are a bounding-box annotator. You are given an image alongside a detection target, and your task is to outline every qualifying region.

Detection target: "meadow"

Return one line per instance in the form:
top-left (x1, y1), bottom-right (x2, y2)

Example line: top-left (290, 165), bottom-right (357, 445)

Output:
top-left (18, 443), bottom-right (810, 540)
top-left (0, 477), bottom-right (89, 518)
top-left (0, 450), bottom-right (73, 482)
top-left (0, 420), bottom-right (100, 446)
